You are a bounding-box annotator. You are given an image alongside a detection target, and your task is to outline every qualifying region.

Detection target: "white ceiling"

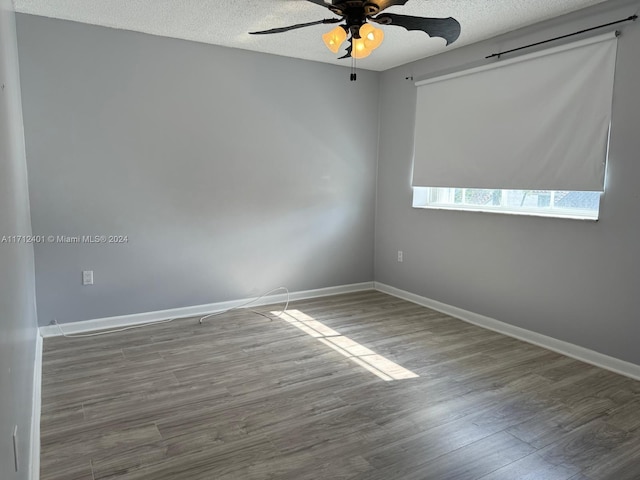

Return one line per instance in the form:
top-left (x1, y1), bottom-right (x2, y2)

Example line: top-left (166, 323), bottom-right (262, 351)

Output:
top-left (13, 0), bottom-right (611, 71)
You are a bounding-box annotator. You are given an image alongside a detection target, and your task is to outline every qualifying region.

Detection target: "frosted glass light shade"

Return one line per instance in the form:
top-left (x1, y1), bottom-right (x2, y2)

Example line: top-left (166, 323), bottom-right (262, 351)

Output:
top-left (360, 24), bottom-right (384, 50)
top-left (352, 37), bottom-right (372, 59)
top-left (322, 26), bottom-right (347, 53)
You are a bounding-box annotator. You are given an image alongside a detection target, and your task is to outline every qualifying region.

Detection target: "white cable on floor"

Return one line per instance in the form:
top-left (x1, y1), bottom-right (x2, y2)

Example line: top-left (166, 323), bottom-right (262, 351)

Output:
top-left (53, 286), bottom-right (290, 338)
top-left (198, 286), bottom-right (290, 324)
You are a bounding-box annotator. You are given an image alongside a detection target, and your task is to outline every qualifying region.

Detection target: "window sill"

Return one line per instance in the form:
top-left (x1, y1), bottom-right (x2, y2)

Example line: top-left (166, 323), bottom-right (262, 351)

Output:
top-left (412, 204), bottom-right (598, 221)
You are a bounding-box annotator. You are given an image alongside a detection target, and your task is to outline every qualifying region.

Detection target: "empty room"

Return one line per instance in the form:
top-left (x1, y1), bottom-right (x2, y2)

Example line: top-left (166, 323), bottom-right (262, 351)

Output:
top-left (2, 0), bottom-right (640, 479)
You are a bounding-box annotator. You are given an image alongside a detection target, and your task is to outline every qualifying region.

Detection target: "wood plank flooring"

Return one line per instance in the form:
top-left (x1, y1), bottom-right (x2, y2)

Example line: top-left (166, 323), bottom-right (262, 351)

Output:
top-left (40, 291), bottom-right (640, 479)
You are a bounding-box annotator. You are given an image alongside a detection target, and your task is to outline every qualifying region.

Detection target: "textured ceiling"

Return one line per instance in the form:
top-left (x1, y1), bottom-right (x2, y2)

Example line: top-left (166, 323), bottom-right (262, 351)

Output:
top-left (14, 0), bottom-right (611, 71)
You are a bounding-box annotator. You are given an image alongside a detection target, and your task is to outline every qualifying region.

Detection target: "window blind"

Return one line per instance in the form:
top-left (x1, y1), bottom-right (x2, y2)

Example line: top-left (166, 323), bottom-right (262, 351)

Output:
top-left (412, 32), bottom-right (618, 191)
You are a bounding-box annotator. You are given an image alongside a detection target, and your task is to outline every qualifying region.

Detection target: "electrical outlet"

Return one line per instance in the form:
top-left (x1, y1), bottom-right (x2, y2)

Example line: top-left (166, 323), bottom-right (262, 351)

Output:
top-left (82, 270), bottom-right (94, 285)
top-left (397, 250), bottom-right (403, 262)
top-left (13, 425), bottom-right (18, 472)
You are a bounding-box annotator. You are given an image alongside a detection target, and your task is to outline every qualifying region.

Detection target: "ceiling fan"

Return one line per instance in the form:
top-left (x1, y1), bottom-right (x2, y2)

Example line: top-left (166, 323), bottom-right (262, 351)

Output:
top-left (249, 0), bottom-right (461, 66)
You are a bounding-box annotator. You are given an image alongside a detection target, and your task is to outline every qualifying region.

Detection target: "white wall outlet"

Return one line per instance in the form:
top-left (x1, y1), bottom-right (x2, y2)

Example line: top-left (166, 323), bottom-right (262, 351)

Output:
top-left (397, 250), bottom-right (403, 262)
top-left (82, 270), bottom-right (94, 285)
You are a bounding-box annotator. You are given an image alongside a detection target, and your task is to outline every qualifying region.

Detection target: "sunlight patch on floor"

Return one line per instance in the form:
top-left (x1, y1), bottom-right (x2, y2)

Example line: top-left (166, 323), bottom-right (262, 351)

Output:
top-left (272, 309), bottom-right (419, 381)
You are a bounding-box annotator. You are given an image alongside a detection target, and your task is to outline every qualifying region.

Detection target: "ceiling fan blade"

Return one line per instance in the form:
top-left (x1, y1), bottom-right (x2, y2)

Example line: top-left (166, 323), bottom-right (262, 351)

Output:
top-left (338, 38), bottom-right (353, 59)
top-left (375, 0), bottom-right (411, 12)
top-left (250, 18), bottom-right (340, 35)
top-left (376, 13), bottom-right (461, 45)
top-left (304, 0), bottom-right (333, 7)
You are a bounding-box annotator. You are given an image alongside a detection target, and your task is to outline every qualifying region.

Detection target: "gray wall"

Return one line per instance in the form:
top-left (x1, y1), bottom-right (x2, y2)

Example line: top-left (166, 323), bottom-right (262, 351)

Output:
top-left (0, 1), bottom-right (39, 479)
top-left (16, 15), bottom-right (379, 325)
top-left (375, 0), bottom-right (640, 365)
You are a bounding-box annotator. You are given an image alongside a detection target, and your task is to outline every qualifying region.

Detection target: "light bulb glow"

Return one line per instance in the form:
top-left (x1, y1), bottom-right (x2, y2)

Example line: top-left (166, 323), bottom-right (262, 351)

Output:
top-left (322, 26), bottom-right (347, 53)
top-left (359, 24), bottom-right (384, 50)
top-left (352, 37), bottom-right (372, 59)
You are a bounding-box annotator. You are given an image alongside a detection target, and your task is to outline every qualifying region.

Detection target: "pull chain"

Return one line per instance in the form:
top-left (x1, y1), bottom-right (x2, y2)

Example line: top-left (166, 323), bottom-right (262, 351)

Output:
top-left (350, 49), bottom-right (357, 81)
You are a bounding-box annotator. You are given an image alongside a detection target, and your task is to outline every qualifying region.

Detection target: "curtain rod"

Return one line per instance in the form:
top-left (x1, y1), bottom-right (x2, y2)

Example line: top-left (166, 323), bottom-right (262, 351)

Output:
top-left (486, 14), bottom-right (637, 59)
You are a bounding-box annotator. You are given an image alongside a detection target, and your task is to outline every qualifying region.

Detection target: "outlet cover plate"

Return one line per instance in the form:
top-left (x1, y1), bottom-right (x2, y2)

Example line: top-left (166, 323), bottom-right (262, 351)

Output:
top-left (82, 270), bottom-right (94, 285)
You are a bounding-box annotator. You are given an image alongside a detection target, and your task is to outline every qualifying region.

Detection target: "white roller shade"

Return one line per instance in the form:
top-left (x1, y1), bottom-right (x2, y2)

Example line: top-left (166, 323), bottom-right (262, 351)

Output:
top-left (412, 32), bottom-right (618, 191)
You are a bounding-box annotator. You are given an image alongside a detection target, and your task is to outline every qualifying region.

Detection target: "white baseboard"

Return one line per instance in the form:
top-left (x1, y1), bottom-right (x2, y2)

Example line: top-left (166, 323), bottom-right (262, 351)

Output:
top-left (375, 282), bottom-right (640, 382)
top-left (30, 333), bottom-right (42, 480)
top-left (39, 282), bottom-right (375, 337)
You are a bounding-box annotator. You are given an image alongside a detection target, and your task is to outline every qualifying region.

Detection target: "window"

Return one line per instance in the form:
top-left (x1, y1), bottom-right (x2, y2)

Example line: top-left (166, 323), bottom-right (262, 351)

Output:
top-left (413, 187), bottom-right (601, 220)
top-left (410, 32), bottom-right (617, 221)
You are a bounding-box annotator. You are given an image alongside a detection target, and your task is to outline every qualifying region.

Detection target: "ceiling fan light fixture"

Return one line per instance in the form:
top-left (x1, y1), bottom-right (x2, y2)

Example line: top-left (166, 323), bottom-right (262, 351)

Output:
top-left (322, 26), bottom-right (347, 53)
top-left (359, 23), bottom-right (384, 50)
top-left (352, 37), bottom-right (373, 59)
top-left (251, 0), bottom-right (461, 69)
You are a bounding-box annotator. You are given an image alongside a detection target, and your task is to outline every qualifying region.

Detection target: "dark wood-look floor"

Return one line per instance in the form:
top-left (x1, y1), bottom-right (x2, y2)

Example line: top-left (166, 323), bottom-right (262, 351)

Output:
top-left (40, 291), bottom-right (640, 480)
